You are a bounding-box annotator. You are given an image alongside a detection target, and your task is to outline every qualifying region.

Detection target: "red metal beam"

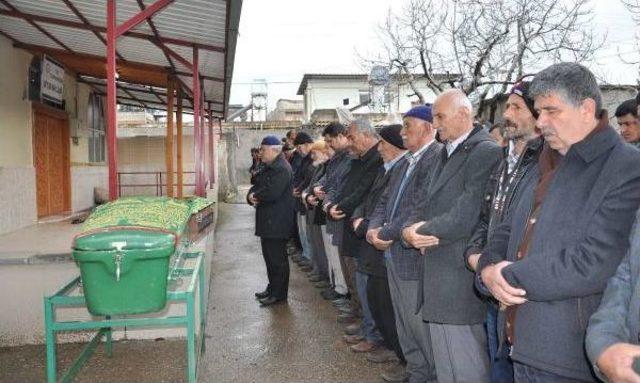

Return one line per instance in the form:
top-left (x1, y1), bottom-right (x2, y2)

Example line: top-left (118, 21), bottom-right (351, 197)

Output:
top-left (116, 0), bottom-right (174, 38)
top-left (106, 0), bottom-right (118, 200)
top-left (223, 0), bottom-right (231, 119)
top-left (0, 9), bottom-right (225, 52)
top-left (208, 105), bottom-right (215, 186)
top-left (193, 47), bottom-right (204, 196)
top-left (174, 71), bottom-right (224, 83)
top-left (135, 0), bottom-right (177, 75)
top-left (61, 0), bottom-right (126, 61)
top-left (151, 41), bottom-right (193, 71)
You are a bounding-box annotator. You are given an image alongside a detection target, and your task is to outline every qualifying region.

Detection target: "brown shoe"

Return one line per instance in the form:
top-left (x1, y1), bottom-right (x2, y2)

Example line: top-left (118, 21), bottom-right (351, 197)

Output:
top-left (344, 322), bottom-right (361, 335)
top-left (366, 348), bottom-right (399, 363)
top-left (342, 334), bottom-right (364, 344)
top-left (337, 313), bottom-right (359, 324)
top-left (350, 340), bottom-right (378, 353)
top-left (381, 362), bottom-right (409, 382)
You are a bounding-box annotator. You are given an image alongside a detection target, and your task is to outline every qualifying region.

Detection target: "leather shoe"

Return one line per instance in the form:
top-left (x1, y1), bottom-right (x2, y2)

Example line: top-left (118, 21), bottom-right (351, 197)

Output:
top-left (259, 296), bottom-right (287, 307)
top-left (343, 334), bottom-right (364, 344)
top-left (314, 281), bottom-right (330, 289)
top-left (254, 290), bottom-right (270, 300)
top-left (381, 362), bottom-right (409, 382)
top-left (344, 323), bottom-right (361, 336)
top-left (350, 340), bottom-right (378, 353)
top-left (366, 348), bottom-right (399, 363)
top-left (308, 274), bottom-right (324, 282)
top-left (337, 313), bottom-right (359, 324)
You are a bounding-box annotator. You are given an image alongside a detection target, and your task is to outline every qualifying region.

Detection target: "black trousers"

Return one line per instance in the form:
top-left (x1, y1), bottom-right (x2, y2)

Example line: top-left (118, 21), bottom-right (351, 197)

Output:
top-left (367, 273), bottom-right (406, 363)
top-left (260, 238), bottom-right (290, 299)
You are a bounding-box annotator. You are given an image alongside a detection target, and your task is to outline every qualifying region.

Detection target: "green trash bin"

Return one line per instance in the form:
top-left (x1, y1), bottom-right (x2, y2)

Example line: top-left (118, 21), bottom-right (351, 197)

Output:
top-left (73, 228), bottom-right (176, 316)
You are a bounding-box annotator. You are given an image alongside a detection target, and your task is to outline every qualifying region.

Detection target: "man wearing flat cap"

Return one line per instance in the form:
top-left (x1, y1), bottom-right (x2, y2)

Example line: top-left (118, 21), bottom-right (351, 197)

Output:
top-left (367, 105), bottom-right (443, 383)
top-left (247, 135), bottom-right (295, 306)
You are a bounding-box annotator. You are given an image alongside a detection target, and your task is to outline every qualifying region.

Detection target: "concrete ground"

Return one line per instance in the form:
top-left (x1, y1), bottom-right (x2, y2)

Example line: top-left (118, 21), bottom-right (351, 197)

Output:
top-left (0, 201), bottom-right (390, 383)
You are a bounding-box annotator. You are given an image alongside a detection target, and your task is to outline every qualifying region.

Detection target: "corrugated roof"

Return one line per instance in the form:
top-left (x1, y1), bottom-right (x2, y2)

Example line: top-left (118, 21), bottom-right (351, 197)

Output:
top-left (0, 0), bottom-right (242, 117)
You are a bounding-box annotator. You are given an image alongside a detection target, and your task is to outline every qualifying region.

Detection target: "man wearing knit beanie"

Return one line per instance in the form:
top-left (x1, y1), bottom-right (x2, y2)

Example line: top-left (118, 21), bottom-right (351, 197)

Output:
top-left (366, 105), bottom-right (443, 383)
top-left (464, 80), bottom-right (542, 383)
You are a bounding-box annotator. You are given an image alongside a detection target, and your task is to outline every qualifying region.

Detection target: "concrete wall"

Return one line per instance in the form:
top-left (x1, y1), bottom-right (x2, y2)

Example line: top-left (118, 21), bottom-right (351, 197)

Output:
top-left (117, 135), bottom-right (197, 197)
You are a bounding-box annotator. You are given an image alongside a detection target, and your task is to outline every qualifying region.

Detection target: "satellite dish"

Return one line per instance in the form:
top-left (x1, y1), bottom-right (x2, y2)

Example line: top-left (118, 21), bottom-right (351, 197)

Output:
top-left (368, 66), bottom-right (390, 86)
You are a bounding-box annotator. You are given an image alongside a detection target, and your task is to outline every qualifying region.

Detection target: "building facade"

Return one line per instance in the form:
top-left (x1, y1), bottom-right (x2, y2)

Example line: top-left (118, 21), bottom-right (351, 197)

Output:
top-left (296, 73), bottom-right (442, 122)
top-left (0, 35), bottom-right (108, 235)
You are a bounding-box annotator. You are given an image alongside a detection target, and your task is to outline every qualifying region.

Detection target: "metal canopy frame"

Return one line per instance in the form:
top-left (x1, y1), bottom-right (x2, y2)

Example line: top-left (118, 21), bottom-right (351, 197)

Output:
top-left (0, 0), bottom-right (241, 198)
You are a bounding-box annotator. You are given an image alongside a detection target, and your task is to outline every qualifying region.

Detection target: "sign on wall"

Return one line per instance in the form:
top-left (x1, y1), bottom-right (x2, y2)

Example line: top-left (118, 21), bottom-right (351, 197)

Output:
top-left (40, 55), bottom-right (64, 105)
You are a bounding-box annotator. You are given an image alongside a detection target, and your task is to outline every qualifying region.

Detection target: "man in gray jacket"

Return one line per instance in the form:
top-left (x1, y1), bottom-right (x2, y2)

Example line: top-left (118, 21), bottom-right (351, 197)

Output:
top-left (587, 210), bottom-right (640, 383)
top-left (367, 105), bottom-right (442, 383)
top-left (402, 89), bottom-right (502, 382)
top-left (477, 63), bottom-right (640, 381)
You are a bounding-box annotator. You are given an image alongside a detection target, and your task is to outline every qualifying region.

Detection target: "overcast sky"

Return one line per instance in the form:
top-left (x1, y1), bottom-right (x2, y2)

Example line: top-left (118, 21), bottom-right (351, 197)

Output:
top-left (229, 0), bottom-right (639, 112)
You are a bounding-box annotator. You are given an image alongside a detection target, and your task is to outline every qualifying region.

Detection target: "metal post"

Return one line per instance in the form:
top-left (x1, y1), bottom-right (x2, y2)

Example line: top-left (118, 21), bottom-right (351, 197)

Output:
top-left (44, 298), bottom-right (57, 383)
top-left (193, 48), bottom-right (203, 197)
top-left (208, 105), bottom-right (214, 188)
top-left (106, 0), bottom-right (118, 200)
top-left (176, 87), bottom-right (184, 198)
top-left (166, 78), bottom-right (175, 197)
top-left (186, 292), bottom-right (196, 383)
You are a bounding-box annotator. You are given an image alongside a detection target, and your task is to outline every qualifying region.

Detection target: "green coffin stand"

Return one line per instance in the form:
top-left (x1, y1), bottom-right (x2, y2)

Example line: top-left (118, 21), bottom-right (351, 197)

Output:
top-left (72, 197), bottom-right (212, 316)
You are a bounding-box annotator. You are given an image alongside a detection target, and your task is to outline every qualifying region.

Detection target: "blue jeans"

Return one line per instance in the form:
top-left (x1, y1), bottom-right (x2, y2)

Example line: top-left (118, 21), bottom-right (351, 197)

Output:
top-left (355, 268), bottom-right (382, 343)
top-left (513, 362), bottom-right (591, 383)
top-left (487, 304), bottom-right (514, 383)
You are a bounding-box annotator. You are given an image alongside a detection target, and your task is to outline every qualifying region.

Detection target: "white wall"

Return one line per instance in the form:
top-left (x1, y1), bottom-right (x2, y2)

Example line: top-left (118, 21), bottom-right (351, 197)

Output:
top-left (303, 77), bottom-right (439, 121)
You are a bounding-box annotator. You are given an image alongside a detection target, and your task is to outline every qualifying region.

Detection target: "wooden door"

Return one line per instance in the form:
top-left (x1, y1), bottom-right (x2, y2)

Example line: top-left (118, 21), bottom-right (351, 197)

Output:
top-left (33, 103), bottom-right (71, 218)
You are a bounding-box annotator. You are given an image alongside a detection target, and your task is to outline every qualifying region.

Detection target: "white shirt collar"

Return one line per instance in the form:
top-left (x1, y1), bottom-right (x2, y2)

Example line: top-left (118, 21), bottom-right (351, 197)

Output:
top-left (407, 139), bottom-right (435, 162)
top-left (385, 151), bottom-right (407, 171)
top-left (446, 128), bottom-right (473, 156)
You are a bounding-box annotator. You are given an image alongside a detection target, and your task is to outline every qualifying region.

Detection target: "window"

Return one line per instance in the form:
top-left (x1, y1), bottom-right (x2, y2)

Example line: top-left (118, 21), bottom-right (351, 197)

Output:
top-left (87, 93), bottom-right (106, 163)
top-left (359, 90), bottom-right (370, 105)
top-left (343, 98), bottom-right (349, 106)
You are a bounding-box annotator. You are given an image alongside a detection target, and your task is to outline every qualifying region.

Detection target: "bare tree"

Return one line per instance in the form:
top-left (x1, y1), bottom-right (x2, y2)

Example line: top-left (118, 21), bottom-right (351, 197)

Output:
top-left (366, 0), bottom-right (603, 118)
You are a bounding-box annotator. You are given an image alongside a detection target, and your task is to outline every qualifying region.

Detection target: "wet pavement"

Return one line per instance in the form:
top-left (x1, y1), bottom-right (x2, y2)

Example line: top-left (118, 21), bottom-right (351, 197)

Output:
top-left (0, 202), bottom-right (389, 382)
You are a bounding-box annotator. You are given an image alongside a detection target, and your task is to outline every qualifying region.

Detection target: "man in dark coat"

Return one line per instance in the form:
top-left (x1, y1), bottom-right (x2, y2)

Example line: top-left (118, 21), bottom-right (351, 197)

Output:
top-left (477, 63), bottom-right (640, 381)
top-left (314, 123), bottom-right (352, 302)
top-left (351, 124), bottom-right (408, 380)
top-left (247, 135), bottom-right (295, 307)
top-left (368, 106), bottom-right (443, 383)
top-left (326, 119), bottom-right (383, 326)
top-left (292, 132), bottom-right (315, 269)
top-left (465, 81), bottom-right (542, 383)
top-left (402, 90), bottom-right (502, 382)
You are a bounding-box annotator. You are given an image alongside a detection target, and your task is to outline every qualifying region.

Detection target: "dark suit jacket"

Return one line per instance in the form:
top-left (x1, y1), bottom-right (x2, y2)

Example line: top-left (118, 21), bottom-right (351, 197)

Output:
top-left (409, 127), bottom-right (501, 324)
top-left (331, 144), bottom-right (383, 257)
top-left (247, 154), bottom-right (295, 239)
top-left (368, 142), bottom-right (443, 280)
top-left (477, 126), bottom-right (640, 380)
top-left (352, 162), bottom-right (398, 277)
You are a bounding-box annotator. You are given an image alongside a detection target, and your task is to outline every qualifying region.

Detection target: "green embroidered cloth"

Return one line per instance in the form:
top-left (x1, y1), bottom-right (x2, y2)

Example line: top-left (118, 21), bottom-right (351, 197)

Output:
top-left (82, 196), bottom-right (213, 235)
